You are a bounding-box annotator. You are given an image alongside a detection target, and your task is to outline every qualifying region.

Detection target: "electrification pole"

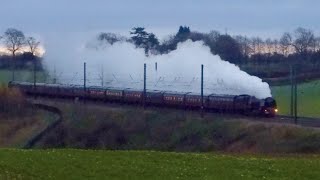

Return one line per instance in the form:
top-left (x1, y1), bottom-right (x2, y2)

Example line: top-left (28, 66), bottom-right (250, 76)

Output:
top-left (155, 62), bottom-right (157, 71)
top-left (53, 65), bottom-right (57, 84)
top-left (201, 64), bottom-right (204, 118)
top-left (12, 54), bottom-right (15, 81)
top-left (143, 63), bottom-right (146, 109)
top-left (33, 58), bottom-right (36, 88)
top-left (84, 62), bottom-right (87, 103)
top-left (84, 62), bottom-right (86, 91)
top-left (294, 66), bottom-right (298, 124)
top-left (290, 65), bottom-right (294, 117)
top-left (101, 66), bottom-right (104, 87)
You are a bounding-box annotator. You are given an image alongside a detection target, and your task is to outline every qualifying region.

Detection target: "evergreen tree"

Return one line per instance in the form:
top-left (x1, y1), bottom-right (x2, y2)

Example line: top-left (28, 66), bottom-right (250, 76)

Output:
top-left (147, 33), bottom-right (159, 48)
top-left (175, 26), bottom-right (191, 42)
top-left (130, 27), bottom-right (149, 47)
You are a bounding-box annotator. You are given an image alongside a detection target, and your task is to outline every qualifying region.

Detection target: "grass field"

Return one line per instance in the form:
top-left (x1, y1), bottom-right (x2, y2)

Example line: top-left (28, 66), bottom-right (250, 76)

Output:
top-left (0, 149), bottom-right (320, 179)
top-left (271, 80), bottom-right (320, 118)
top-left (0, 69), bottom-right (47, 85)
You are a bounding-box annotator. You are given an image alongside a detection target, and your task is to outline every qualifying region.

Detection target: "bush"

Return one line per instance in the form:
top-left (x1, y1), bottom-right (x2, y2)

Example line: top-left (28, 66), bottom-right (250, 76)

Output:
top-left (36, 102), bottom-right (320, 153)
top-left (0, 85), bottom-right (27, 117)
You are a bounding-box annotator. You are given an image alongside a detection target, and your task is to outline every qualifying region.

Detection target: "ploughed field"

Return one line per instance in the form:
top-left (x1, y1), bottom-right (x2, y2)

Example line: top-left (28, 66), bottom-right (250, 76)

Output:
top-left (1, 149), bottom-right (320, 180)
top-left (271, 80), bottom-right (320, 118)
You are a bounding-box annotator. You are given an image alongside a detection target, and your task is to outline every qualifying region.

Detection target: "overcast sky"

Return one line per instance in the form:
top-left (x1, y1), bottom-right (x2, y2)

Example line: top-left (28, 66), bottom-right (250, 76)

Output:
top-left (1, 0), bottom-right (320, 38)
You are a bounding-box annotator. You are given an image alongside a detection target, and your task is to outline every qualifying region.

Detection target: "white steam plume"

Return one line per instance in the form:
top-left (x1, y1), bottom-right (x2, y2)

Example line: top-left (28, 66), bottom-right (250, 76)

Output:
top-left (43, 34), bottom-right (271, 99)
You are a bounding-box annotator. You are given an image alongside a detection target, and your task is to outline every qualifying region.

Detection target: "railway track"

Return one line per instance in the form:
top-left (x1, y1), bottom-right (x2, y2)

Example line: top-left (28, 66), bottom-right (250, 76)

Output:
top-left (27, 96), bottom-right (320, 129)
top-left (275, 115), bottom-right (320, 128)
top-left (246, 114), bottom-right (320, 128)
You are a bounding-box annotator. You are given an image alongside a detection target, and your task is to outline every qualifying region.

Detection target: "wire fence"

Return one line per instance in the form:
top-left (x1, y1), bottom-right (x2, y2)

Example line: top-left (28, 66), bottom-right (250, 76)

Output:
top-left (45, 73), bottom-right (249, 96)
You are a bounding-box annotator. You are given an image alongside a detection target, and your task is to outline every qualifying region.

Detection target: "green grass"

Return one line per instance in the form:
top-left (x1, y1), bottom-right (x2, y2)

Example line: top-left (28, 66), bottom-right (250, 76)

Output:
top-left (0, 69), bottom-right (47, 85)
top-left (0, 149), bottom-right (320, 179)
top-left (271, 80), bottom-right (320, 118)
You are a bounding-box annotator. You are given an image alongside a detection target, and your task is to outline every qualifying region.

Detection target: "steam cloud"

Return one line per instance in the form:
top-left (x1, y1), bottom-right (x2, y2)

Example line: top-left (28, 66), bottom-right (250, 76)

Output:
top-left (43, 34), bottom-right (271, 99)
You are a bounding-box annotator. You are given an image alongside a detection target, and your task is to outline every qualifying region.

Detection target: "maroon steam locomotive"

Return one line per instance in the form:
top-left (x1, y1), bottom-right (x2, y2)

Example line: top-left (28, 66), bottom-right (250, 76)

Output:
top-left (9, 81), bottom-right (277, 117)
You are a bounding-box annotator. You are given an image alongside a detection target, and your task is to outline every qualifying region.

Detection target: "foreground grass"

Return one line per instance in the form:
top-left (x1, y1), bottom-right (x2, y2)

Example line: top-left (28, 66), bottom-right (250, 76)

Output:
top-left (0, 149), bottom-right (320, 179)
top-left (271, 80), bottom-right (320, 118)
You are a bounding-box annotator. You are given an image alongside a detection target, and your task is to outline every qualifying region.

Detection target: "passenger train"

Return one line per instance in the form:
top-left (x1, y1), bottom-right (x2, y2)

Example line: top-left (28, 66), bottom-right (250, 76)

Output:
top-left (8, 81), bottom-right (278, 117)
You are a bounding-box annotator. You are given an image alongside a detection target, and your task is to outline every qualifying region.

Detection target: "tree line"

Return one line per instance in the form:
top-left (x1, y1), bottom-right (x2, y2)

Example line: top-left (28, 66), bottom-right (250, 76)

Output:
top-left (0, 28), bottom-right (42, 70)
top-left (97, 26), bottom-right (320, 66)
top-left (2, 26), bottom-right (317, 79)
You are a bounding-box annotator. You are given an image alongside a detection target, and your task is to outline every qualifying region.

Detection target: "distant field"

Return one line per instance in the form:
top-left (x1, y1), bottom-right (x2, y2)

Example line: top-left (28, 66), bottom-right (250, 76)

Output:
top-left (271, 80), bottom-right (320, 118)
top-left (0, 149), bottom-right (320, 179)
top-left (0, 69), bottom-right (47, 85)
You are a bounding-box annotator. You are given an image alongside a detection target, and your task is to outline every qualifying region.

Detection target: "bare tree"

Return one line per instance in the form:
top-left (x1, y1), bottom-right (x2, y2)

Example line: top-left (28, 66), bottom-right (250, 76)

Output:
top-left (251, 37), bottom-right (264, 54)
top-left (26, 37), bottom-right (40, 55)
top-left (234, 35), bottom-right (252, 56)
top-left (3, 28), bottom-right (25, 80)
top-left (280, 32), bottom-right (293, 56)
top-left (293, 27), bottom-right (315, 54)
top-left (208, 30), bottom-right (220, 43)
top-left (311, 37), bottom-right (320, 52)
top-left (244, 36), bottom-right (253, 56)
top-left (272, 39), bottom-right (279, 54)
top-left (265, 38), bottom-right (273, 54)
top-left (4, 28), bottom-right (25, 56)
top-left (26, 37), bottom-right (40, 86)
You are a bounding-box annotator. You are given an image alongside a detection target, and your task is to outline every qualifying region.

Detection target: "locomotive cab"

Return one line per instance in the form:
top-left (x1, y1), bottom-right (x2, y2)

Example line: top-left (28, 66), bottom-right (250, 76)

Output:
top-left (261, 97), bottom-right (277, 117)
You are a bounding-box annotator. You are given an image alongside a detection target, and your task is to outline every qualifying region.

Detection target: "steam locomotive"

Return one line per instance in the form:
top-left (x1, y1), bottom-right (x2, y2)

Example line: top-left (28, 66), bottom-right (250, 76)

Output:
top-left (8, 81), bottom-right (278, 117)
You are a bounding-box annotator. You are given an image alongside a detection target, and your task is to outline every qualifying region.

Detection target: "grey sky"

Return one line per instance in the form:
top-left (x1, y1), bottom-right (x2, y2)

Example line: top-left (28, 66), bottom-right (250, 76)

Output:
top-left (1, 0), bottom-right (320, 38)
